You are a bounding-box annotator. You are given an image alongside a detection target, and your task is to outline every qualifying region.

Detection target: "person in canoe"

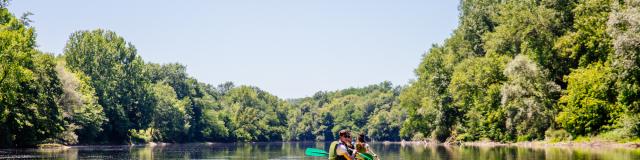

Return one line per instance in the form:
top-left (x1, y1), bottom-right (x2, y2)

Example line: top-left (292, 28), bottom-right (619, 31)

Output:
top-left (354, 134), bottom-right (379, 160)
top-left (328, 129), bottom-right (356, 160)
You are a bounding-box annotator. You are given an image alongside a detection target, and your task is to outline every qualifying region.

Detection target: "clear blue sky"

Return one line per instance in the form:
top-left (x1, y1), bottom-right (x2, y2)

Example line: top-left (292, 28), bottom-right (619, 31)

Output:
top-left (9, 0), bottom-right (460, 99)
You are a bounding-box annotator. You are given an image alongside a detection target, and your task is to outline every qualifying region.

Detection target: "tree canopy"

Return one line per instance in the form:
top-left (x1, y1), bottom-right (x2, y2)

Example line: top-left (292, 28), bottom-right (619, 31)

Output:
top-left (400, 0), bottom-right (640, 142)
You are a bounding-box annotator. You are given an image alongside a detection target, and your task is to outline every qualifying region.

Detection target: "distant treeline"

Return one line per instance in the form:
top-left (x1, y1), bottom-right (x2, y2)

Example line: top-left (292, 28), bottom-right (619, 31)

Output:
top-left (3, 0), bottom-right (640, 148)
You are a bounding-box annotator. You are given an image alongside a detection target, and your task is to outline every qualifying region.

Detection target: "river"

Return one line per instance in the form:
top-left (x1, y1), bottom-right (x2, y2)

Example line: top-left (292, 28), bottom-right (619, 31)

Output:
top-left (1, 142), bottom-right (639, 159)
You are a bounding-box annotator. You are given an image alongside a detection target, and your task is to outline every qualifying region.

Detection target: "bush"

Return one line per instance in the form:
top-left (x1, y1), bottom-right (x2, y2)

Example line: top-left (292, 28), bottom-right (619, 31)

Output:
top-left (597, 114), bottom-right (640, 142)
top-left (456, 133), bottom-right (477, 142)
top-left (411, 133), bottom-right (425, 141)
top-left (620, 114), bottom-right (640, 138)
top-left (544, 129), bottom-right (571, 142)
top-left (516, 135), bottom-right (532, 142)
top-left (129, 128), bottom-right (154, 144)
top-left (556, 64), bottom-right (618, 136)
top-left (57, 124), bottom-right (80, 145)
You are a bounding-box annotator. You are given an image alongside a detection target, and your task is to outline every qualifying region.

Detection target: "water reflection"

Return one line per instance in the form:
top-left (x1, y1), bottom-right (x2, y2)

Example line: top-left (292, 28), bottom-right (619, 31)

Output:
top-left (0, 142), bottom-right (639, 159)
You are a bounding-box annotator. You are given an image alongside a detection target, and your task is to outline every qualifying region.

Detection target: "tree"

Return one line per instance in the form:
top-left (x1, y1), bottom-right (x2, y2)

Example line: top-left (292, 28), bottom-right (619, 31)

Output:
top-left (500, 55), bottom-right (560, 141)
top-left (221, 86), bottom-right (287, 142)
top-left (145, 63), bottom-right (190, 99)
top-left (555, 0), bottom-right (613, 68)
top-left (201, 107), bottom-right (229, 141)
top-left (400, 41), bottom-right (464, 142)
top-left (606, 0), bottom-right (640, 137)
top-left (608, 0), bottom-right (640, 114)
top-left (285, 82), bottom-right (401, 141)
top-left (55, 58), bottom-right (106, 144)
top-left (63, 29), bottom-right (149, 143)
top-left (556, 63), bottom-right (619, 136)
top-left (483, 1), bottom-right (568, 84)
top-left (0, 6), bottom-right (64, 147)
top-left (366, 104), bottom-right (405, 141)
top-left (458, 0), bottom-right (501, 55)
top-left (147, 83), bottom-right (190, 142)
top-left (286, 99), bottom-right (323, 141)
top-left (448, 56), bottom-right (509, 141)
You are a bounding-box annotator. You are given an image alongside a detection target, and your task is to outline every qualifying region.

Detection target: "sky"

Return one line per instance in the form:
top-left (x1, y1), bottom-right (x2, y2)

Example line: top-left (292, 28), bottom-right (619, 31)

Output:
top-left (8, 0), bottom-right (460, 99)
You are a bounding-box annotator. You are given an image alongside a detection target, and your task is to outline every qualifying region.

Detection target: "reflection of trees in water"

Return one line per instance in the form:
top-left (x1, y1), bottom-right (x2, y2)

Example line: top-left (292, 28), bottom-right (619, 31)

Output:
top-left (393, 144), bottom-right (640, 160)
top-left (64, 148), bottom-right (79, 159)
top-left (11, 142), bottom-right (640, 159)
top-left (36, 148), bottom-right (79, 159)
top-left (544, 147), bottom-right (640, 160)
top-left (130, 146), bottom-right (155, 159)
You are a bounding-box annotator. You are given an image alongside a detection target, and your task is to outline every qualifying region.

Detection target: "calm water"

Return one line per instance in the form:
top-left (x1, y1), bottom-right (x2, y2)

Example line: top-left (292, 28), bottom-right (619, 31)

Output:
top-left (1, 142), bottom-right (640, 159)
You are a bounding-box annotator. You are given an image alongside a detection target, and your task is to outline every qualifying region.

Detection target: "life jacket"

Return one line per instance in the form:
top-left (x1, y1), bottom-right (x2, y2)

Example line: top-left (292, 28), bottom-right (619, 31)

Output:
top-left (354, 143), bottom-right (369, 160)
top-left (329, 141), bottom-right (353, 160)
top-left (355, 142), bottom-right (367, 153)
top-left (328, 141), bottom-right (339, 160)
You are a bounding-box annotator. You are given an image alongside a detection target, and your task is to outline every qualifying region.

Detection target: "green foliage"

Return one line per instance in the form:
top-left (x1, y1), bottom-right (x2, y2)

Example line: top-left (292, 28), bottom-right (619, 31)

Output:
top-left (604, 0), bottom-right (640, 138)
top-left (483, 1), bottom-right (560, 57)
top-left (400, 42), bottom-right (464, 142)
top-left (555, 0), bottom-right (613, 67)
top-left (201, 108), bottom-right (229, 141)
top-left (458, 0), bottom-right (501, 55)
top-left (557, 64), bottom-right (619, 136)
top-left (501, 55), bottom-right (560, 141)
top-left (544, 129), bottom-right (571, 142)
top-left (615, 114), bottom-right (640, 139)
top-left (128, 128), bottom-right (154, 144)
top-left (54, 124), bottom-right (80, 145)
top-left (366, 103), bottom-right (405, 141)
top-left (398, 0), bottom-right (640, 142)
top-left (55, 59), bottom-right (106, 144)
top-left (64, 29), bottom-right (149, 143)
top-left (145, 63), bottom-right (191, 99)
top-left (483, 0), bottom-right (570, 83)
top-left (220, 86), bottom-right (288, 142)
top-left (287, 82), bottom-right (402, 141)
top-left (449, 56), bottom-right (510, 141)
top-left (608, 0), bottom-right (640, 114)
top-left (147, 83), bottom-right (190, 142)
top-left (0, 7), bottom-right (64, 147)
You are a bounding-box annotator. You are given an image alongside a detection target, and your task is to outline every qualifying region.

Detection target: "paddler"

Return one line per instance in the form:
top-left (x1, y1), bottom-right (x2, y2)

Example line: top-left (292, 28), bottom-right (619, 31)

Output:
top-left (329, 129), bottom-right (356, 160)
top-left (354, 134), bottom-right (378, 160)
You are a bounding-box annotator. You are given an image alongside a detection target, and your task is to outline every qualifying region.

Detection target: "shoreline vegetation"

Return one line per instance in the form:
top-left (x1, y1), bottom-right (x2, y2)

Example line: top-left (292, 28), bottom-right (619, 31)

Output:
top-left (399, 140), bottom-right (640, 149)
top-left (36, 143), bottom-right (70, 151)
top-left (5, 0), bottom-right (640, 150)
top-left (30, 140), bottom-right (640, 151)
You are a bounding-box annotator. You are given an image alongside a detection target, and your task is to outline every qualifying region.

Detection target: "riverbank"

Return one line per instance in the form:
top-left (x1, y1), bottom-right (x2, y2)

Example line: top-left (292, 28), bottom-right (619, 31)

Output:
top-left (31, 140), bottom-right (640, 150)
top-left (392, 140), bottom-right (640, 149)
top-left (463, 141), bottom-right (640, 149)
top-left (35, 143), bottom-right (71, 152)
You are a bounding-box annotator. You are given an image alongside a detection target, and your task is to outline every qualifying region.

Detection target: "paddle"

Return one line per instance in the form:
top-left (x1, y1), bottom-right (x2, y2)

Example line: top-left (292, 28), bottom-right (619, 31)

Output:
top-left (305, 148), bottom-right (374, 160)
top-left (358, 153), bottom-right (375, 160)
top-left (305, 148), bottom-right (329, 157)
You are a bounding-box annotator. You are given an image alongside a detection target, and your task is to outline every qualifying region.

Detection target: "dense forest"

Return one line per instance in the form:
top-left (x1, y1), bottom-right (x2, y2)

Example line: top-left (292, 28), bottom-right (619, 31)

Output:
top-left (400, 0), bottom-right (640, 142)
top-left (2, 0), bottom-right (640, 148)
